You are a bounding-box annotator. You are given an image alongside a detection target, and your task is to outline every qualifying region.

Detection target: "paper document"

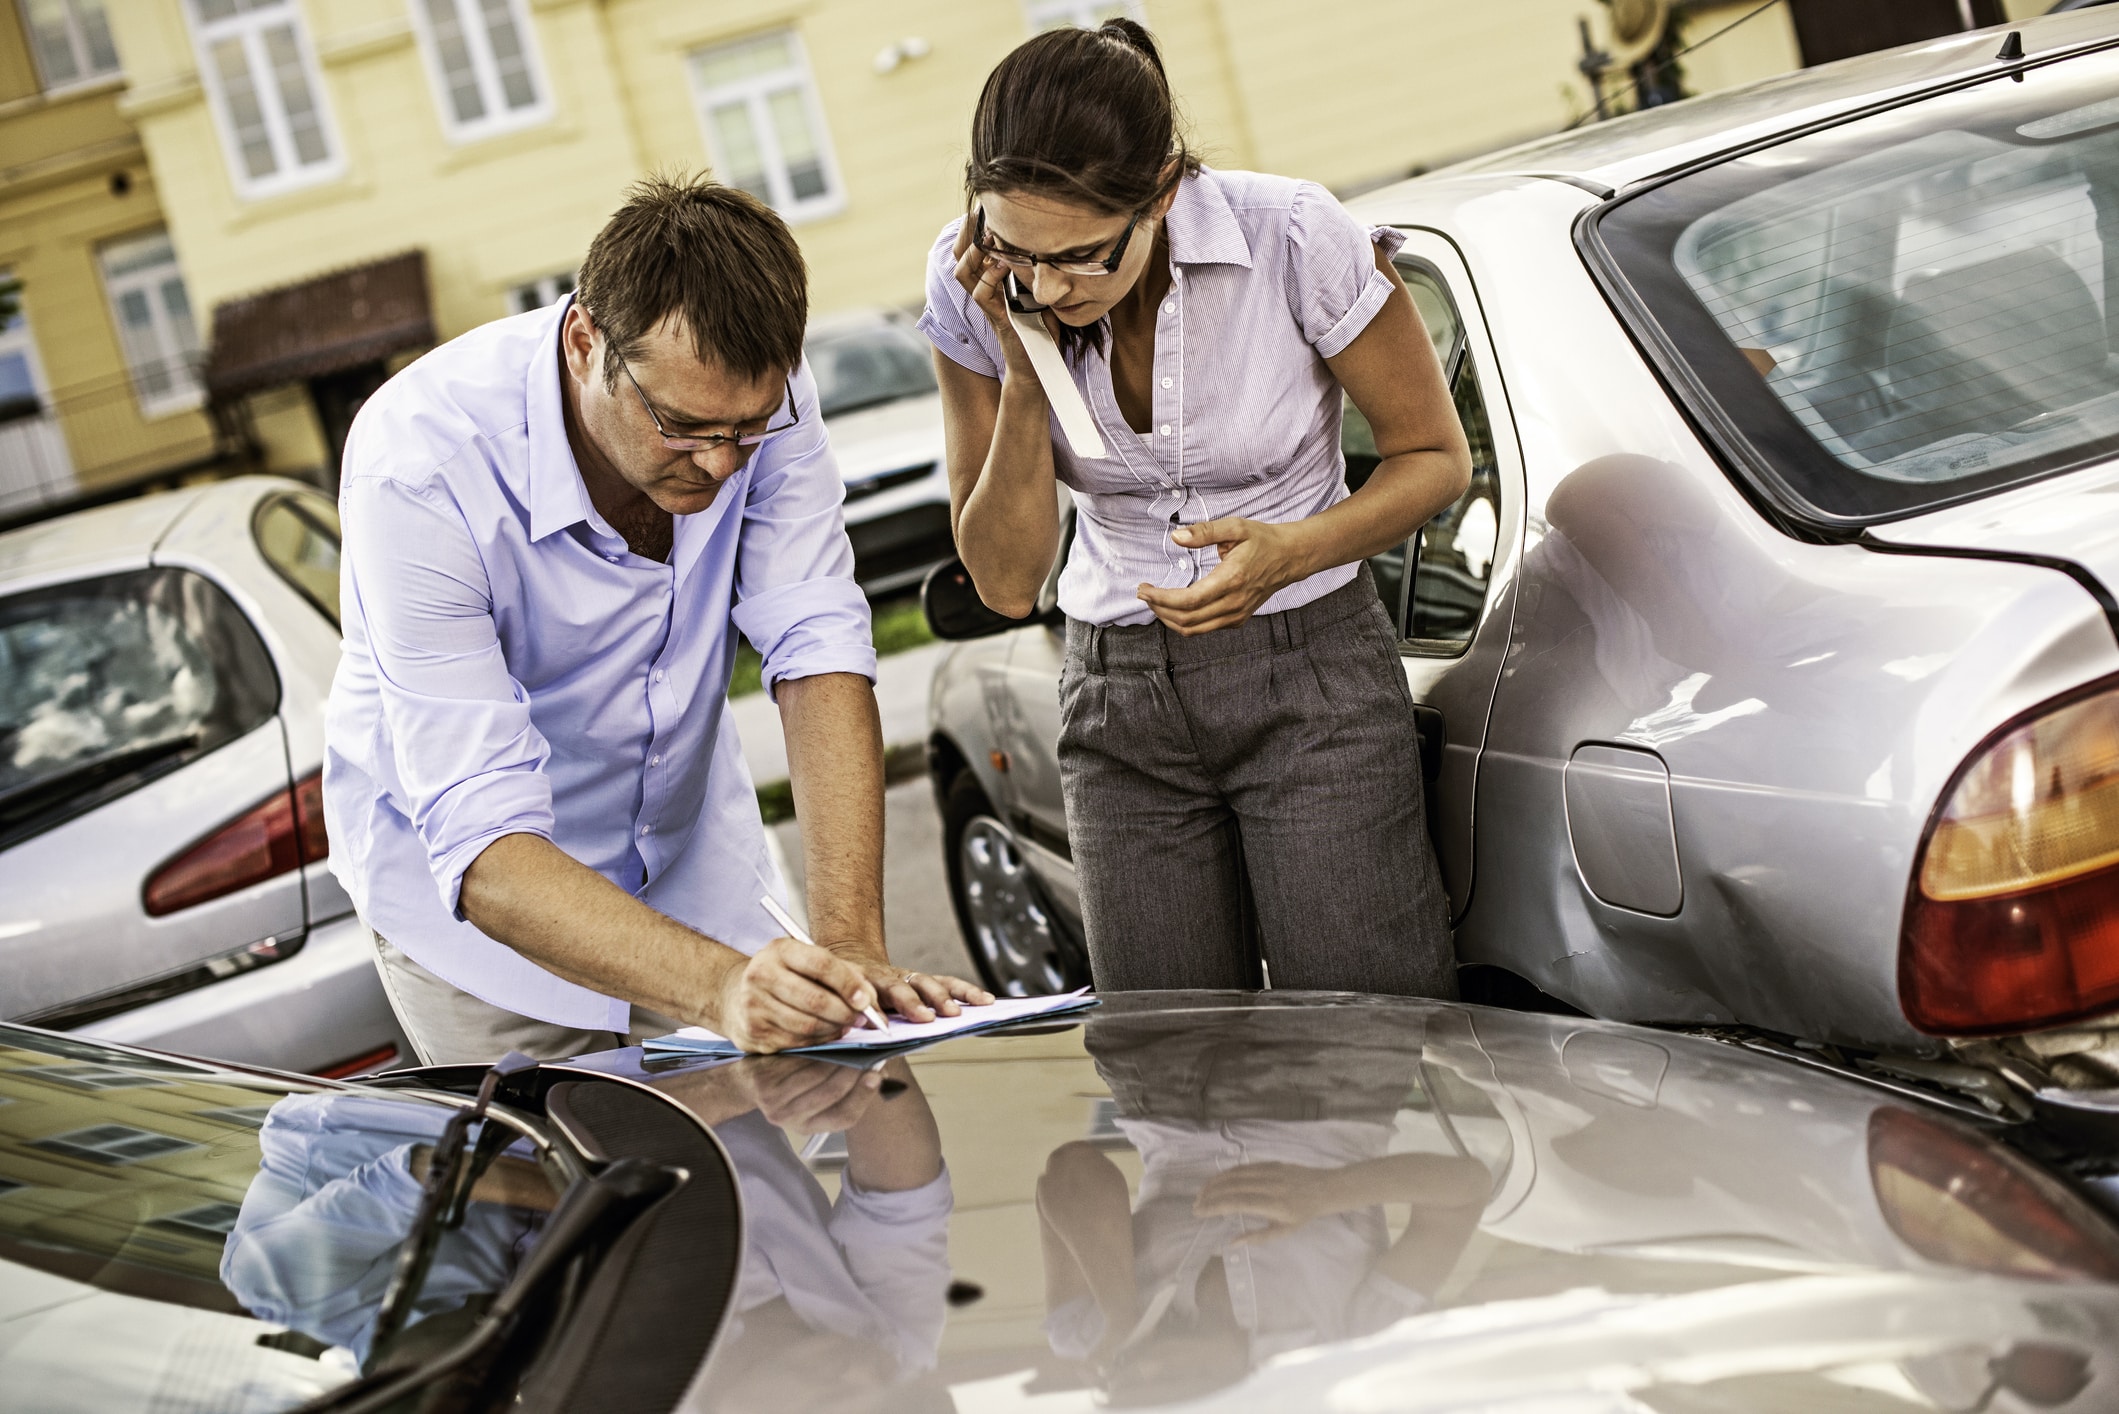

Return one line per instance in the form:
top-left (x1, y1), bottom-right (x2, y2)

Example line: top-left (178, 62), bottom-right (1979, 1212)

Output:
top-left (1006, 306), bottom-right (1107, 461)
top-left (644, 988), bottom-right (1098, 1055)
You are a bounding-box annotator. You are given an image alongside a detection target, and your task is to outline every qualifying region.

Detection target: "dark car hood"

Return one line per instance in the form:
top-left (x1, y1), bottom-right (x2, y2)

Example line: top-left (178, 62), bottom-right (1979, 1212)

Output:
top-left (571, 992), bottom-right (2119, 1414)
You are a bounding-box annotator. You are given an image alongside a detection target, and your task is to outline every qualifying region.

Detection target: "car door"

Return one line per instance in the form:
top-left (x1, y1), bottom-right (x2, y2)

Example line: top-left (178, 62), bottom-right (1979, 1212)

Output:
top-left (0, 564), bottom-right (303, 1023)
top-left (1362, 233), bottom-right (1527, 918)
top-left (990, 514), bottom-right (1078, 919)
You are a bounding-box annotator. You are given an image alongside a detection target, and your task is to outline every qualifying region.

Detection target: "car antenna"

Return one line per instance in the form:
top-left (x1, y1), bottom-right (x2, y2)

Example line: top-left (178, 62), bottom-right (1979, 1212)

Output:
top-left (1996, 31), bottom-right (2025, 74)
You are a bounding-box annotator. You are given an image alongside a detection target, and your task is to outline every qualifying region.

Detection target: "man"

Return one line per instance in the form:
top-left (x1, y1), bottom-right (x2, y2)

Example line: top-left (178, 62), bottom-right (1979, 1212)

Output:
top-left (325, 177), bottom-right (989, 1063)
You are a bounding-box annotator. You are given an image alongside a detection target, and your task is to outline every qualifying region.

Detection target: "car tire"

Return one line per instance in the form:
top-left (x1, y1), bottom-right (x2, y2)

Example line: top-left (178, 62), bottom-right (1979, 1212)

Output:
top-left (941, 770), bottom-right (1089, 998)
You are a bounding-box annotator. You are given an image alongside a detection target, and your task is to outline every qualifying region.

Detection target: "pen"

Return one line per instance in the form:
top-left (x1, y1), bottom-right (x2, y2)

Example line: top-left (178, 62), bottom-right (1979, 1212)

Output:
top-left (758, 894), bottom-right (892, 1037)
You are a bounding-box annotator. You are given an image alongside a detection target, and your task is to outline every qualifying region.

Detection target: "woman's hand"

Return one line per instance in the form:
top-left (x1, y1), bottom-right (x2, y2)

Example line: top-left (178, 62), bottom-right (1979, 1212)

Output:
top-left (1135, 517), bottom-right (1316, 635)
top-left (1192, 1160), bottom-right (1358, 1242)
top-left (952, 216), bottom-right (1043, 384)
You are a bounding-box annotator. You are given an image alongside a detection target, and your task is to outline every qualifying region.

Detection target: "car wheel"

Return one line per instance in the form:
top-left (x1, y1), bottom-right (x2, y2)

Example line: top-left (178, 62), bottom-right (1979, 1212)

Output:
top-left (941, 771), bottom-right (1088, 997)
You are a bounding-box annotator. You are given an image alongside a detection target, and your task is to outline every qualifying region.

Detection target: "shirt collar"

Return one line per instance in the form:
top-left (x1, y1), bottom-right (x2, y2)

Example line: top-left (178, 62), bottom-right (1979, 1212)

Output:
top-left (526, 295), bottom-right (596, 543)
top-left (1162, 170), bottom-right (1252, 270)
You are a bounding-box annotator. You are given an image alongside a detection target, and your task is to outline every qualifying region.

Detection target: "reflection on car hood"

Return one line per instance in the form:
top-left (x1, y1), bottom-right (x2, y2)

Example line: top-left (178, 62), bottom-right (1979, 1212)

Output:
top-left (576, 992), bottom-right (2119, 1413)
top-left (1867, 456), bottom-right (2119, 612)
top-left (824, 393), bottom-right (945, 484)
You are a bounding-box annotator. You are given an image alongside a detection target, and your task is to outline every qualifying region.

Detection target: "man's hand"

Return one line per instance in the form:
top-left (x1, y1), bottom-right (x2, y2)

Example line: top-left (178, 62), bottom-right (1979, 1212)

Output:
top-left (1136, 517), bottom-right (1316, 636)
top-left (841, 955), bottom-right (994, 1024)
top-left (716, 937), bottom-right (883, 1053)
top-left (1192, 1160), bottom-right (1356, 1242)
top-left (731, 1055), bottom-right (886, 1133)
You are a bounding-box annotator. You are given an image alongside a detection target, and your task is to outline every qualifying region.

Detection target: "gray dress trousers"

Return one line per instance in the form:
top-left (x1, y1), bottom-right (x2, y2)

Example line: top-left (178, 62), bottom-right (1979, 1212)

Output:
top-left (1057, 567), bottom-right (1456, 998)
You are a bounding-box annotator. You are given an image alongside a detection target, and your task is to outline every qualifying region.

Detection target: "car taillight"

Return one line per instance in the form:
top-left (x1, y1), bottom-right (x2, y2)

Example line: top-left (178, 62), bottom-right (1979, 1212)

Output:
top-left (1901, 681), bottom-right (2119, 1035)
top-left (1868, 1106), bottom-right (2119, 1281)
top-left (143, 769), bottom-right (329, 917)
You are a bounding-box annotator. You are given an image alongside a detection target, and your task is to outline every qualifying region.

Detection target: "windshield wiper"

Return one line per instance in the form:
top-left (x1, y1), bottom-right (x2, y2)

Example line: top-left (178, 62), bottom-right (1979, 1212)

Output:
top-left (0, 733), bottom-right (201, 830)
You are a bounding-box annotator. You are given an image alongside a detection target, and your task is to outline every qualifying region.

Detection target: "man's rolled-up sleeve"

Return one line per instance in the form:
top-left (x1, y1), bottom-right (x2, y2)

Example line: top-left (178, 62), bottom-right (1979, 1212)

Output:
top-left (343, 472), bottom-right (555, 914)
top-left (730, 360), bottom-right (877, 701)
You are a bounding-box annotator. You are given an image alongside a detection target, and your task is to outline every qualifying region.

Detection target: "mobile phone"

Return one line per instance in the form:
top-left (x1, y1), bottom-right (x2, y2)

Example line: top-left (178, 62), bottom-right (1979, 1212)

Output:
top-left (1003, 271), bottom-right (1045, 316)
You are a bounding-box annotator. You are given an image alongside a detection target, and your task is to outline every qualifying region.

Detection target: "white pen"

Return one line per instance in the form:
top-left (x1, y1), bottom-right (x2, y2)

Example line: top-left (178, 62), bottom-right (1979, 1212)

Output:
top-left (758, 894), bottom-right (891, 1036)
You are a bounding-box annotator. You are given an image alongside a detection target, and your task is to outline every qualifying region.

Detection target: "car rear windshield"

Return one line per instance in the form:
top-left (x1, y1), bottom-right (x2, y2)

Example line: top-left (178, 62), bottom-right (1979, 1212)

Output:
top-left (0, 568), bottom-right (277, 850)
top-left (808, 320), bottom-right (938, 419)
top-left (1592, 46), bottom-right (2119, 524)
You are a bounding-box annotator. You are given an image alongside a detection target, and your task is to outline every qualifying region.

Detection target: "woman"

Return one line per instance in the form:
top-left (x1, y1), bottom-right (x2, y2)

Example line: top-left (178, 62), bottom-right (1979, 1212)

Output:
top-left (917, 20), bottom-right (1471, 996)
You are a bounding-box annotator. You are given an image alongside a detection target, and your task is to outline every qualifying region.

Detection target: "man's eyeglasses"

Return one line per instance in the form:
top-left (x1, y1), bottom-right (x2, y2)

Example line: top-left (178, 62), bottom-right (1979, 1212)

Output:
top-left (614, 347), bottom-right (799, 452)
top-left (974, 205), bottom-right (1143, 278)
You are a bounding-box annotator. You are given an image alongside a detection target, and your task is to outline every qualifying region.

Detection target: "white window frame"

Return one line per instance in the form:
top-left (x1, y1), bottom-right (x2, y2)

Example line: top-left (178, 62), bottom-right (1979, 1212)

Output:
top-left (1024, 0), bottom-right (1147, 32)
top-left (185, 0), bottom-right (345, 200)
top-left (687, 29), bottom-right (845, 225)
top-left (407, 0), bottom-right (552, 143)
top-left (99, 230), bottom-right (206, 419)
top-left (18, 0), bottom-right (122, 91)
top-left (508, 269), bottom-right (575, 314)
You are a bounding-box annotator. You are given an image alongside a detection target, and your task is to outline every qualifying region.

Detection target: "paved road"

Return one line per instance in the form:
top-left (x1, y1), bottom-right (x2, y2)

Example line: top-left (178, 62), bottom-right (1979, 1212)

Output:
top-left (771, 777), bottom-right (981, 983)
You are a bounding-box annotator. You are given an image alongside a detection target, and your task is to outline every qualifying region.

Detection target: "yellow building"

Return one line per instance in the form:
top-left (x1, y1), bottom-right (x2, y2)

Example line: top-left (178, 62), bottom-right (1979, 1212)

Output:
top-left (42, 0), bottom-right (2046, 485)
top-left (0, 1), bottom-right (220, 519)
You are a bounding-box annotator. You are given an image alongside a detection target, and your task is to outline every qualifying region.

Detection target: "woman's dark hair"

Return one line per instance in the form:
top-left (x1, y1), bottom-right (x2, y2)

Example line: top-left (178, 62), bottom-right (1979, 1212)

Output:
top-left (966, 20), bottom-right (1200, 357)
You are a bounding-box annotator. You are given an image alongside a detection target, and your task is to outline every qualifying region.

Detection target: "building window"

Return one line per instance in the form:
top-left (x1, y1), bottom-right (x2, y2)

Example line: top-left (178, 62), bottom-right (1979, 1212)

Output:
top-left (1025, 0), bottom-right (1146, 31)
top-left (99, 230), bottom-right (204, 417)
top-left (187, 0), bottom-right (341, 197)
top-left (0, 275), bottom-right (76, 514)
top-left (411, 0), bottom-right (549, 140)
top-left (688, 30), bottom-right (843, 223)
top-left (19, 0), bottom-right (119, 89)
top-left (30, 1124), bottom-right (199, 1166)
top-left (508, 270), bottom-right (574, 314)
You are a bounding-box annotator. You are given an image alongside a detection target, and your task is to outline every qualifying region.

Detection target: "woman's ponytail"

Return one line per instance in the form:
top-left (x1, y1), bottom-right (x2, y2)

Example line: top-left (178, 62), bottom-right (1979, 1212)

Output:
top-left (1096, 16), bottom-right (1169, 82)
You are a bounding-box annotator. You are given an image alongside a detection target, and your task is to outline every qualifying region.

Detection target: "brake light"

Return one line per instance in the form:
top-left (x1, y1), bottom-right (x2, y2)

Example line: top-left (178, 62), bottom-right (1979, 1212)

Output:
top-left (1901, 681), bottom-right (2119, 1034)
top-left (143, 770), bottom-right (329, 917)
top-left (1868, 1106), bottom-right (2119, 1281)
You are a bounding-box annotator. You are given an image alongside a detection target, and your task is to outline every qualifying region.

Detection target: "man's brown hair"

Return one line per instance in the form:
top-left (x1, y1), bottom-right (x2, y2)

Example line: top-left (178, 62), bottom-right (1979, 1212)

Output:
top-left (574, 174), bottom-right (808, 390)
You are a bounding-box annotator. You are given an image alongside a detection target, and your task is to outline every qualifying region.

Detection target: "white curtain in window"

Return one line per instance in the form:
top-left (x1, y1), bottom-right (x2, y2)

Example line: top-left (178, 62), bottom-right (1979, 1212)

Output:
top-left (688, 31), bottom-right (841, 221)
top-left (415, 0), bottom-right (547, 137)
top-left (100, 232), bottom-right (205, 416)
top-left (19, 0), bottom-right (119, 88)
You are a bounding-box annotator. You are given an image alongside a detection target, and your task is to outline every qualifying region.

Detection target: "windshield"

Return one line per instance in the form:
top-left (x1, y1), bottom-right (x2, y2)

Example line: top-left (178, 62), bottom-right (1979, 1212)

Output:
top-left (1594, 47), bottom-right (2119, 523)
top-left (807, 320), bottom-right (937, 419)
top-left (0, 568), bottom-right (278, 850)
top-left (0, 1033), bottom-right (562, 1411)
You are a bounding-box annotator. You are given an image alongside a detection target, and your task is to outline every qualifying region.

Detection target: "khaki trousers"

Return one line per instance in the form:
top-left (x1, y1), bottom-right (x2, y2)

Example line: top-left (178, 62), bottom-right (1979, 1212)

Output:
top-left (366, 923), bottom-right (679, 1066)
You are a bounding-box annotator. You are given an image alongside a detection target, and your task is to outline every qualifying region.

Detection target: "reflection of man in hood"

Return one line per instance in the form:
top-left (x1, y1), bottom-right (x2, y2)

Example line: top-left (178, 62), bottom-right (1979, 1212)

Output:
top-left (1038, 1001), bottom-right (1493, 1405)
top-left (220, 1092), bottom-right (551, 1367)
top-left (654, 1055), bottom-right (954, 1414)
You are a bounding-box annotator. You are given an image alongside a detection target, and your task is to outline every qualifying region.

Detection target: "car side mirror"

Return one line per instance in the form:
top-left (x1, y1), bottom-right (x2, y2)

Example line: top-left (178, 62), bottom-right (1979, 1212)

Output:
top-left (922, 558), bottom-right (1024, 640)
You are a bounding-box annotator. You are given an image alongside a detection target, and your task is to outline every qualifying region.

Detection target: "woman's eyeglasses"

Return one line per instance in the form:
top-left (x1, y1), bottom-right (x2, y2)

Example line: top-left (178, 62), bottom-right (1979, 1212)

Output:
top-left (613, 347), bottom-right (800, 452)
top-left (974, 206), bottom-right (1143, 278)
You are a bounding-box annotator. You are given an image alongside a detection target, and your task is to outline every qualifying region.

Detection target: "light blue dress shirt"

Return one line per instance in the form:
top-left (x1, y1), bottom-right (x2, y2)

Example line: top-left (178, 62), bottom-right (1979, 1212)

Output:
top-left (324, 298), bottom-right (874, 1031)
top-left (918, 167), bottom-right (1405, 627)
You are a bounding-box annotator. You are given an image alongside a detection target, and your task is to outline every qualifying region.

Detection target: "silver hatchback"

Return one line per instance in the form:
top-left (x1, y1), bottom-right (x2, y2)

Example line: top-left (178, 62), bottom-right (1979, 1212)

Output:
top-left (0, 477), bottom-right (409, 1075)
top-left (925, 11), bottom-right (2119, 1129)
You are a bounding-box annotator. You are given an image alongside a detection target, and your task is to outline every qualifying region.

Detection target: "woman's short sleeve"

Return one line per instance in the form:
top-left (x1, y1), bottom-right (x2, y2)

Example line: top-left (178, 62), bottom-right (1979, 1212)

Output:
top-left (1285, 181), bottom-right (1409, 359)
top-left (916, 218), bottom-right (1003, 379)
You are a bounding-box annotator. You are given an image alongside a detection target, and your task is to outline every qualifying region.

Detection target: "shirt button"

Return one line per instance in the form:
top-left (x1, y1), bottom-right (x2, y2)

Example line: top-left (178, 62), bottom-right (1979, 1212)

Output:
top-left (1160, 377), bottom-right (1173, 389)
top-left (653, 669), bottom-right (666, 682)
top-left (1162, 302), bottom-right (1175, 315)
top-left (639, 824), bottom-right (653, 836)
top-left (1159, 424), bottom-right (1172, 436)
top-left (605, 554), bottom-right (618, 563)
top-left (649, 753), bottom-right (661, 766)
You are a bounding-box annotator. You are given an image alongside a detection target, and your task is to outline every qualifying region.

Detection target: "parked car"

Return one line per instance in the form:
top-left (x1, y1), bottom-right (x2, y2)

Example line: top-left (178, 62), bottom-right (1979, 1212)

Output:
top-left (9, 992), bottom-right (2117, 1413)
top-left (0, 1021), bottom-right (734, 1413)
top-left (808, 309), bottom-right (954, 594)
top-left (924, 9), bottom-right (2119, 1131)
top-left (0, 477), bottom-right (409, 1075)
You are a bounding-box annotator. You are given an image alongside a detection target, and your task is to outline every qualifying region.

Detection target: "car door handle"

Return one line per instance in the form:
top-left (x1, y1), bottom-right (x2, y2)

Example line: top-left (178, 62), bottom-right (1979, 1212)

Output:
top-left (1412, 705), bottom-right (1445, 787)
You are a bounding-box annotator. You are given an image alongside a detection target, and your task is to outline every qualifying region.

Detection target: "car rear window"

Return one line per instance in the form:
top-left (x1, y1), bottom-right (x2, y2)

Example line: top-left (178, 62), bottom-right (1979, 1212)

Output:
top-left (808, 319), bottom-right (938, 419)
top-left (0, 568), bottom-right (277, 851)
top-left (1592, 47), bottom-right (2119, 524)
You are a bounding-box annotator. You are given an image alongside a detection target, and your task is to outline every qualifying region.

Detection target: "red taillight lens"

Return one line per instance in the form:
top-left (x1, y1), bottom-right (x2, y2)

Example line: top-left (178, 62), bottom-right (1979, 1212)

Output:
top-left (143, 770), bottom-right (328, 917)
top-left (1868, 1106), bottom-right (2119, 1281)
top-left (1902, 683), bottom-right (2119, 1034)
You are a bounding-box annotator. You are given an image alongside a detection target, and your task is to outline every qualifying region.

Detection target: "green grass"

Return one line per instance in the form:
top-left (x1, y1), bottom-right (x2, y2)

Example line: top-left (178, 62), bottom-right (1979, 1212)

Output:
top-left (728, 591), bottom-right (933, 699)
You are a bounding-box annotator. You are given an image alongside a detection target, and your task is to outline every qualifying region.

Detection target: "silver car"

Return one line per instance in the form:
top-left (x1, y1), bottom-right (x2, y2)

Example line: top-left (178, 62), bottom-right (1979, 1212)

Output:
top-left (0, 477), bottom-right (409, 1075)
top-left (925, 11), bottom-right (2119, 1128)
top-left (808, 309), bottom-right (954, 594)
